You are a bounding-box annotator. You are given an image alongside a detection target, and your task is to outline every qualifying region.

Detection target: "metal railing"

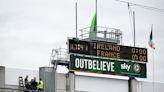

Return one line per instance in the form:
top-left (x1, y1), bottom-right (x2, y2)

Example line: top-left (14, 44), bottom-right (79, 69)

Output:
top-left (0, 87), bottom-right (40, 92)
top-left (79, 26), bottom-right (123, 44)
top-left (50, 48), bottom-right (69, 68)
top-left (50, 48), bottom-right (68, 61)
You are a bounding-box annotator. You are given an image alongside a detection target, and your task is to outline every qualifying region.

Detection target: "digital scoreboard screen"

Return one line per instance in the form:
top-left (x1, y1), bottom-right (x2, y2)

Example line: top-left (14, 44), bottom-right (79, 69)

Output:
top-left (69, 39), bottom-right (147, 62)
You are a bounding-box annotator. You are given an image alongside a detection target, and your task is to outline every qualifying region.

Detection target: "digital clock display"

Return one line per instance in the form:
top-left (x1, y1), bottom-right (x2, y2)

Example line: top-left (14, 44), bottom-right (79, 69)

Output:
top-left (69, 39), bottom-right (90, 54)
top-left (68, 39), bottom-right (147, 62)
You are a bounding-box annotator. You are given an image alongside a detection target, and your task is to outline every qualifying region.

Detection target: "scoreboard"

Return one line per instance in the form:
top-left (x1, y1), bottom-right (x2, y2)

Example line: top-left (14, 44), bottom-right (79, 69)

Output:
top-left (70, 54), bottom-right (146, 78)
top-left (69, 39), bottom-right (147, 62)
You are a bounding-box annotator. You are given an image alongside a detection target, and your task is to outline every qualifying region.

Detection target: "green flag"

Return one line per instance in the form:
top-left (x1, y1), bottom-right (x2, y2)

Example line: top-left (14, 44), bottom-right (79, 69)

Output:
top-left (89, 14), bottom-right (97, 38)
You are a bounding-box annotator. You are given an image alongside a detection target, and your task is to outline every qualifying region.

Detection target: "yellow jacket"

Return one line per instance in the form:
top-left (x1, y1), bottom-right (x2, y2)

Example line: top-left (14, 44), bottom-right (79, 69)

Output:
top-left (38, 80), bottom-right (44, 89)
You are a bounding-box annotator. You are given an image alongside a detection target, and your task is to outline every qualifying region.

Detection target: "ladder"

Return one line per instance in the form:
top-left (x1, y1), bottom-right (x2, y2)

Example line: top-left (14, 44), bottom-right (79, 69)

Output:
top-left (18, 76), bottom-right (24, 87)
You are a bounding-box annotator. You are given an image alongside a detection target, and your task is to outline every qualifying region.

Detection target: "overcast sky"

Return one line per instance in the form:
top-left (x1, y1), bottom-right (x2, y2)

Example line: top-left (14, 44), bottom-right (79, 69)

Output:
top-left (0, 0), bottom-right (164, 82)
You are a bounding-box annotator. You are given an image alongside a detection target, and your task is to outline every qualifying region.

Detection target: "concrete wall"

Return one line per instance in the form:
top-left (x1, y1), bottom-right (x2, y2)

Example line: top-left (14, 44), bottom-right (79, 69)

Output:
top-left (75, 75), bottom-right (128, 92)
top-left (39, 67), bottom-right (67, 92)
top-left (66, 72), bottom-right (75, 92)
top-left (56, 73), bottom-right (67, 92)
top-left (138, 81), bottom-right (164, 92)
top-left (39, 67), bottom-right (55, 92)
top-left (0, 66), bottom-right (5, 88)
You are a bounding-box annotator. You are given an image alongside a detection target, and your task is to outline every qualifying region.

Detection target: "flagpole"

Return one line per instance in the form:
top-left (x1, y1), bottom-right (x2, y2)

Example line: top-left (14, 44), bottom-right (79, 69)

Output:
top-left (133, 11), bottom-right (136, 46)
top-left (152, 25), bottom-right (155, 92)
top-left (75, 2), bottom-right (78, 38)
top-left (153, 49), bottom-right (155, 92)
top-left (127, 11), bottom-right (136, 92)
top-left (95, 0), bottom-right (97, 32)
top-left (150, 24), bottom-right (155, 92)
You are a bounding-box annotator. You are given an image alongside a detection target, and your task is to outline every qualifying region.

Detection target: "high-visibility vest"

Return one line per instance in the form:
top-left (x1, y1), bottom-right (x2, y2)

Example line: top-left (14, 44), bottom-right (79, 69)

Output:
top-left (38, 80), bottom-right (44, 89)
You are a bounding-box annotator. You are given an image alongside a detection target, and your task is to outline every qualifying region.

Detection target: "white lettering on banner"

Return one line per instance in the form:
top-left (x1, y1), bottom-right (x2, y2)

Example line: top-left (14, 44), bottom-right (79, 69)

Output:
top-left (96, 60), bottom-right (101, 70)
top-left (80, 59), bottom-right (84, 68)
top-left (121, 63), bottom-right (131, 71)
top-left (74, 58), bottom-right (115, 72)
top-left (88, 59), bottom-right (92, 69)
top-left (84, 59), bottom-right (88, 69)
top-left (107, 62), bottom-right (115, 72)
top-left (93, 60), bottom-right (97, 70)
top-left (75, 58), bottom-right (80, 68)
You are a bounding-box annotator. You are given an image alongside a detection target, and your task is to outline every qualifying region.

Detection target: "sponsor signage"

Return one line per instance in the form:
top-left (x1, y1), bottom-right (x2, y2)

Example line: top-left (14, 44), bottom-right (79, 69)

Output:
top-left (69, 39), bottom-right (147, 62)
top-left (70, 54), bottom-right (147, 78)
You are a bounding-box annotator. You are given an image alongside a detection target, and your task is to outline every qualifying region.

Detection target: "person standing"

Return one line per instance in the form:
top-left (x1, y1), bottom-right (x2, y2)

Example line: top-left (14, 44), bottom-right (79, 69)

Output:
top-left (29, 79), bottom-right (33, 90)
top-left (31, 77), bottom-right (38, 90)
top-left (38, 78), bottom-right (44, 92)
top-left (24, 75), bottom-right (29, 92)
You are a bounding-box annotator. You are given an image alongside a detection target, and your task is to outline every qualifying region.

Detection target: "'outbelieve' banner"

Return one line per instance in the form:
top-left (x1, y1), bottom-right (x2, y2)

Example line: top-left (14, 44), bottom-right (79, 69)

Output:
top-left (70, 54), bottom-right (146, 78)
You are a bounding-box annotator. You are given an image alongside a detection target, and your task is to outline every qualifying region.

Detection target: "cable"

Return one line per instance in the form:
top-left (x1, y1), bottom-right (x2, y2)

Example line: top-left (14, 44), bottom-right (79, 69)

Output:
top-left (130, 2), bottom-right (164, 12)
top-left (116, 0), bottom-right (164, 12)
